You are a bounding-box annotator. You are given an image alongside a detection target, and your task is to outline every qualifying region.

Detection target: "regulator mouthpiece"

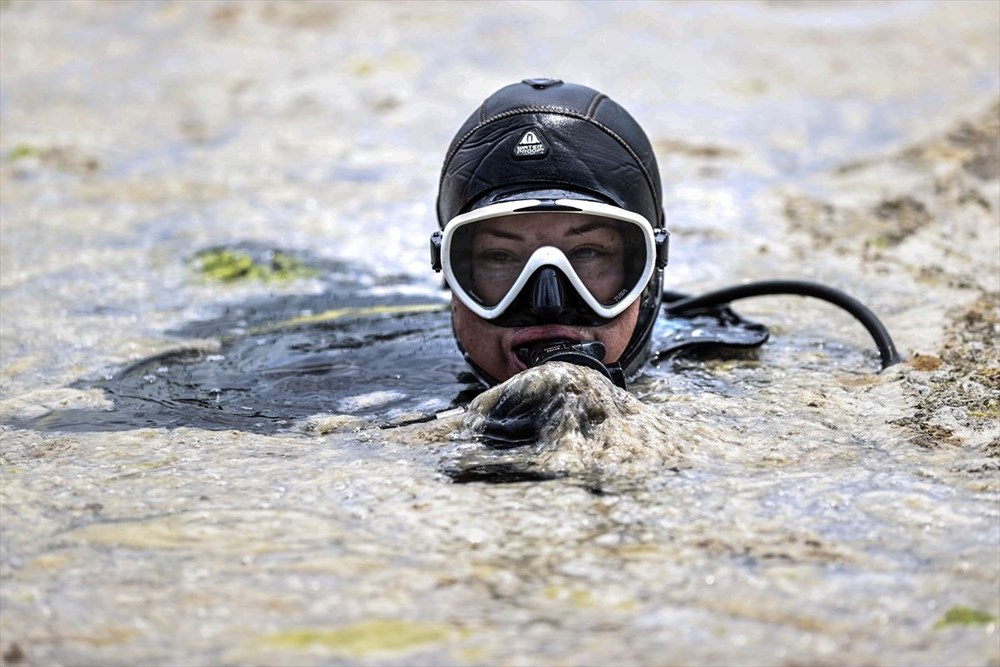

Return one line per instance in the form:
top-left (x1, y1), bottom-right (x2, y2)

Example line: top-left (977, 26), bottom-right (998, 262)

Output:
top-left (515, 339), bottom-right (625, 388)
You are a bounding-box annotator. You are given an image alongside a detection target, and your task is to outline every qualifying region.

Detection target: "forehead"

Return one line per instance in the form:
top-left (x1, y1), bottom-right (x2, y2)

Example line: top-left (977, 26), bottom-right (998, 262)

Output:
top-left (473, 212), bottom-right (622, 240)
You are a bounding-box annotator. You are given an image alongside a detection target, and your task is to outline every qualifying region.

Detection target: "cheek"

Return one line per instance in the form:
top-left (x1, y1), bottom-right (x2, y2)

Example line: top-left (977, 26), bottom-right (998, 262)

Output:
top-left (595, 300), bottom-right (640, 363)
top-left (451, 298), bottom-right (515, 382)
top-left (590, 268), bottom-right (625, 303)
top-left (472, 269), bottom-right (509, 305)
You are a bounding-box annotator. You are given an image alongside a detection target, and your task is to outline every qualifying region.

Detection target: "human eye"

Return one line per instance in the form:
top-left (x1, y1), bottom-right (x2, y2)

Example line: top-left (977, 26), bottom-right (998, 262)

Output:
top-left (478, 248), bottom-right (519, 266)
top-left (569, 245), bottom-right (610, 262)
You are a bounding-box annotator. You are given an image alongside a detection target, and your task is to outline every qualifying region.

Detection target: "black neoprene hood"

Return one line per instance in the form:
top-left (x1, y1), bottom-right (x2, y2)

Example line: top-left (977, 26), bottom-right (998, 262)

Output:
top-left (436, 78), bottom-right (665, 227)
top-left (436, 78), bottom-right (668, 386)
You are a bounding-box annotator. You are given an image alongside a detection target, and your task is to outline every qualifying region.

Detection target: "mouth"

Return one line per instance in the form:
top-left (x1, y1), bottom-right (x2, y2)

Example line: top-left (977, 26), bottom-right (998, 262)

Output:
top-left (509, 326), bottom-right (588, 371)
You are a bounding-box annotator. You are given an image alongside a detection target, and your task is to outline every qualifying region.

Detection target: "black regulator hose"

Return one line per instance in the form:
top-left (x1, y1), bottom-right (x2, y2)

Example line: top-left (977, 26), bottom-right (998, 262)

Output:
top-left (663, 280), bottom-right (902, 370)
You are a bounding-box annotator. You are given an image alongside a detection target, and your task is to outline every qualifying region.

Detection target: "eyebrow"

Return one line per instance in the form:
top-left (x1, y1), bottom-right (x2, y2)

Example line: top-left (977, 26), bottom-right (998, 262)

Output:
top-left (478, 228), bottom-right (524, 241)
top-left (569, 221), bottom-right (619, 236)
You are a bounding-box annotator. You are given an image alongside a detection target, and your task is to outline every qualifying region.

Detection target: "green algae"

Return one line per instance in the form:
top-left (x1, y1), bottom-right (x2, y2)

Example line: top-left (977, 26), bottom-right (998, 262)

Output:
top-left (934, 606), bottom-right (998, 629)
top-left (6, 144), bottom-right (36, 161)
top-left (257, 619), bottom-right (456, 655)
top-left (192, 248), bottom-right (316, 283)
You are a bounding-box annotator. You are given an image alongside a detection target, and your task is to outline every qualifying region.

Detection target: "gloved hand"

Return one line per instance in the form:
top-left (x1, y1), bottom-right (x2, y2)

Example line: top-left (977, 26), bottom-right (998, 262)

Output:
top-left (476, 381), bottom-right (557, 448)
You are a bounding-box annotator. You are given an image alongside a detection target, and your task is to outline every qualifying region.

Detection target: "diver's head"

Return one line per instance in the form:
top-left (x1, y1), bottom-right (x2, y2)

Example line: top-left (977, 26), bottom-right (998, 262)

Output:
top-left (431, 78), bottom-right (668, 387)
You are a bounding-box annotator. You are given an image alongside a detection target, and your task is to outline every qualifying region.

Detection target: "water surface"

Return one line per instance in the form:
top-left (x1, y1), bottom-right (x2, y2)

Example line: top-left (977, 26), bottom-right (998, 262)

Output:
top-left (2, 2), bottom-right (998, 665)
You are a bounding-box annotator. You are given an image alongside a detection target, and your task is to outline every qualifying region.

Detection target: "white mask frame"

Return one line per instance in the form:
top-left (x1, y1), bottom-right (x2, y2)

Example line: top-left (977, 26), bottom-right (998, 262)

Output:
top-left (430, 199), bottom-right (669, 321)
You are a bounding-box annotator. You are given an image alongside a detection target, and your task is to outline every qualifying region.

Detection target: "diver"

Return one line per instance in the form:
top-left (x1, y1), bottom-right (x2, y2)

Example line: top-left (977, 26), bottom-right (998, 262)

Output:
top-left (430, 78), bottom-right (901, 391)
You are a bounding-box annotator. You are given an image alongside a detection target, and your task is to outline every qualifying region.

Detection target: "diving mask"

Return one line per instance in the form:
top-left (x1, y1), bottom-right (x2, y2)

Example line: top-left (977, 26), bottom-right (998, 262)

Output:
top-left (431, 199), bottom-right (669, 327)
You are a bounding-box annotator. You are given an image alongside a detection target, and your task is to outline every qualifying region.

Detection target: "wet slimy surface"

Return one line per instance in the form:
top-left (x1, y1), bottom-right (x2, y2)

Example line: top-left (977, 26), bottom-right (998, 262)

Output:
top-left (2, 2), bottom-right (998, 665)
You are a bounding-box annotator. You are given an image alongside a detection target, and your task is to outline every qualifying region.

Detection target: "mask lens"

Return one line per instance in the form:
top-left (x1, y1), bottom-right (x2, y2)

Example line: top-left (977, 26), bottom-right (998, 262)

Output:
top-left (446, 212), bottom-right (650, 311)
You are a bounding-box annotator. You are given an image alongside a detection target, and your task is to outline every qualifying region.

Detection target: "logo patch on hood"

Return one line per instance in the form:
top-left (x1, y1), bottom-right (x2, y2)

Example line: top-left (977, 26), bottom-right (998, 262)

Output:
top-left (513, 128), bottom-right (548, 159)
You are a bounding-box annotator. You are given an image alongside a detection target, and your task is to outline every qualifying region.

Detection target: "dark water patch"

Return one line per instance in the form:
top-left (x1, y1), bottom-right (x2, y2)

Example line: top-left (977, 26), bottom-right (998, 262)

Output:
top-left (14, 285), bottom-right (476, 434)
top-left (11, 268), bottom-right (774, 434)
top-left (7, 247), bottom-right (479, 433)
top-left (443, 463), bottom-right (565, 485)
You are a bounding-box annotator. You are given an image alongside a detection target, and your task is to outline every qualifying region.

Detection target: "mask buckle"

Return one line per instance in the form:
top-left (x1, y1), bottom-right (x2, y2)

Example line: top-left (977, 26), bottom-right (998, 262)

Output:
top-left (430, 231), bottom-right (443, 272)
top-left (655, 228), bottom-right (670, 269)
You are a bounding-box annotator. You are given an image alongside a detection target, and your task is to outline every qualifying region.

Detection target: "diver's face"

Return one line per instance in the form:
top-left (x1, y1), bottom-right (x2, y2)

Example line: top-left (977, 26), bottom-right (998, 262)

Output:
top-left (450, 211), bottom-right (641, 383)
top-left (451, 296), bottom-right (640, 383)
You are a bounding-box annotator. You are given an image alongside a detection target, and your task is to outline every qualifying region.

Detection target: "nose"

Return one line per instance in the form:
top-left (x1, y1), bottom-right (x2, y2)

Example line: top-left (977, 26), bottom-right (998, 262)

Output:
top-left (529, 267), bottom-right (566, 319)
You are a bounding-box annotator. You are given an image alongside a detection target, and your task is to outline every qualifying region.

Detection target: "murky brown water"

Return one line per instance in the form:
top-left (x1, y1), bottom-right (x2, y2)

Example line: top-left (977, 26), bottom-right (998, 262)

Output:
top-left (2, 1), bottom-right (998, 665)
